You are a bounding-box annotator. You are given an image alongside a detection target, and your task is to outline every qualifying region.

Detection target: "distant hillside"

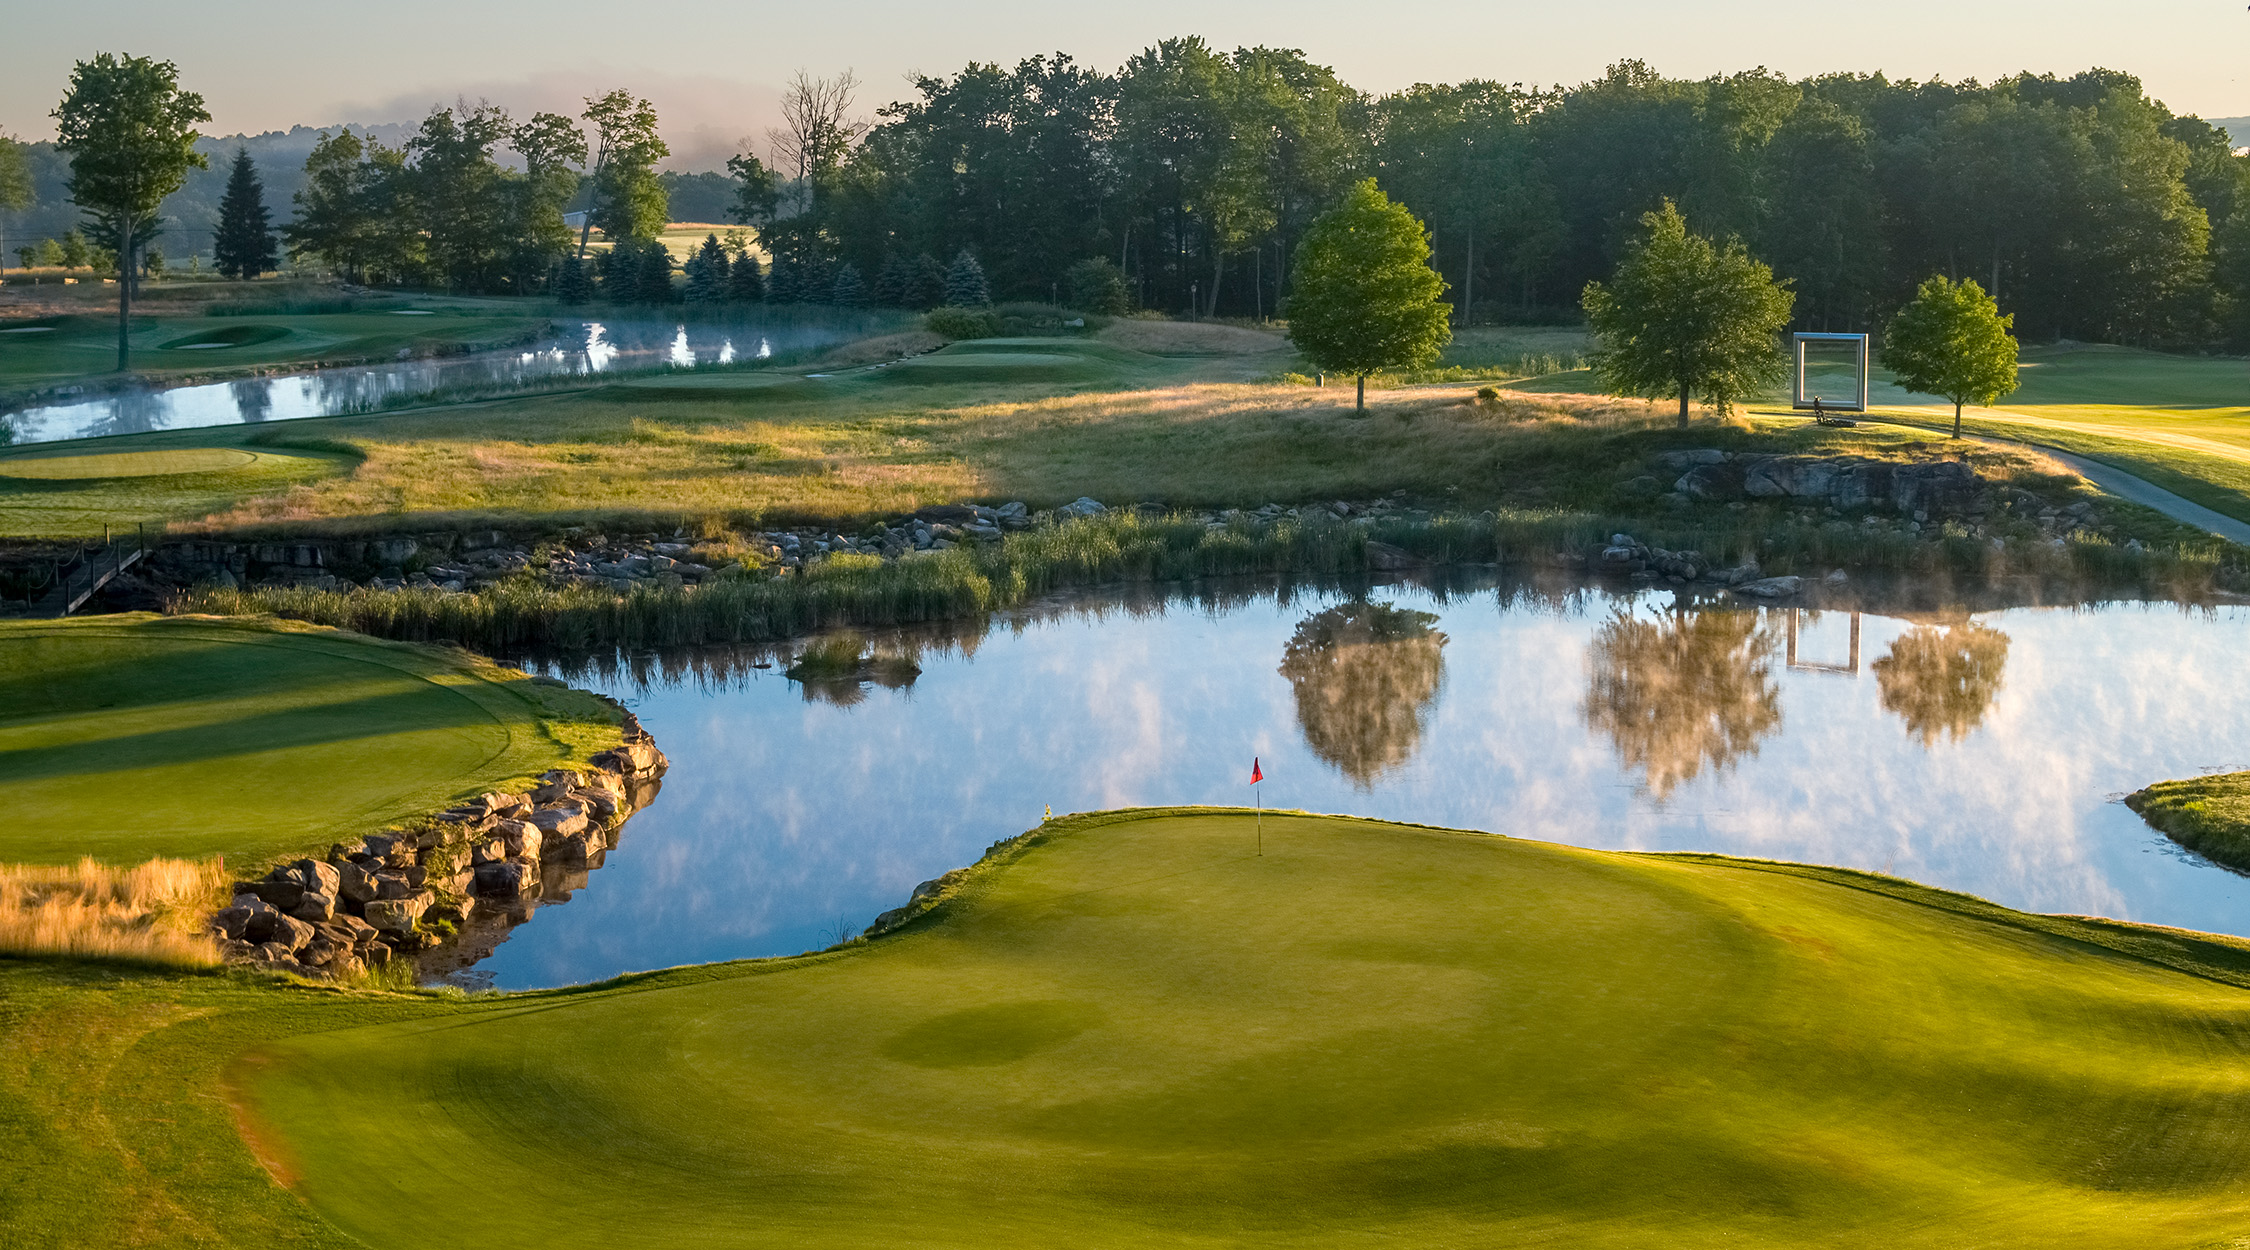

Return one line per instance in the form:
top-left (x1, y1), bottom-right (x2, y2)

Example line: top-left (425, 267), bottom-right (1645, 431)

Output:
top-left (2209, 116), bottom-right (2250, 149)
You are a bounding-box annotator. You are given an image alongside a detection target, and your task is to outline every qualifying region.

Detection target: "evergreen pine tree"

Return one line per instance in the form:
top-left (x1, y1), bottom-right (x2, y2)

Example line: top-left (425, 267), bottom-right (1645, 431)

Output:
top-left (767, 256), bottom-right (803, 304)
top-left (906, 252), bottom-right (947, 309)
top-left (636, 240), bottom-right (676, 303)
top-left (944, 248), bottom-right (990, 306)
top-left (59, 229), bottom-right (90, 270)
top-left (871, 253), bottom-right (909, 307)
top-left (727, 252), bottom-right (766, 302)
top-left (830, 263), bottom-right (867, 307)
top-left (685, 233), bottom-right (729, 303)
top-left (556, 253), bottom-right (592, 304)
top-left (211, 148), bottom-right (277, 279)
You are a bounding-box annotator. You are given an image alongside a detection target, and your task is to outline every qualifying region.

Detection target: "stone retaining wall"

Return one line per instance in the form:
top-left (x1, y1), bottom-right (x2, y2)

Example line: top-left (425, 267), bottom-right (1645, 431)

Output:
top-left (212, 715), bottom-right (668, 979)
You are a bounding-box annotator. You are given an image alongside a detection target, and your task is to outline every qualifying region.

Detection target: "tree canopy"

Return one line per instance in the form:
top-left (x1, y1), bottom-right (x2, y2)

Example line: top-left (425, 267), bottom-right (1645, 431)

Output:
top-left (1582, 201), bottom-right (1795, 425)
top-left (1284, 178), bottom-right (1452, 411)
top-left (52, 52), bottom-right (209, 370)
top-left (1880, 274), bottom-right (2020, 436)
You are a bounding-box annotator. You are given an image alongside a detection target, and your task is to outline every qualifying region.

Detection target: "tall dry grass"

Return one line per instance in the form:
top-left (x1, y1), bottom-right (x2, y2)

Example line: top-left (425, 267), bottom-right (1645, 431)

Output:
top-left (0, 856), bottom-right (228, 968)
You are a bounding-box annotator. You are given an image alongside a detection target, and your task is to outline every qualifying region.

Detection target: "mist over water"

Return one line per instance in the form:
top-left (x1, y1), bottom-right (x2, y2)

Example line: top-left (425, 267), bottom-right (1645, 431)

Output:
top-left (458, 578), bottom-right (2250, 989)
top-left (1, 318), bottom-right (832, 445)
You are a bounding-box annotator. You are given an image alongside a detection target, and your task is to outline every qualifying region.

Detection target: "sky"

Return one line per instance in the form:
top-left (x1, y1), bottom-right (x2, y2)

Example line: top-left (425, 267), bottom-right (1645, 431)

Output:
top-left (8, 0), bottom-right (2249, 168)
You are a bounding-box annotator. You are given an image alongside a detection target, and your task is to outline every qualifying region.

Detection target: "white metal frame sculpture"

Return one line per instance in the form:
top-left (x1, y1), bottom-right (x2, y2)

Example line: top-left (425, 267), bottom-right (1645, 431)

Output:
top-left (1791, 332), bottom-right (1870, 413)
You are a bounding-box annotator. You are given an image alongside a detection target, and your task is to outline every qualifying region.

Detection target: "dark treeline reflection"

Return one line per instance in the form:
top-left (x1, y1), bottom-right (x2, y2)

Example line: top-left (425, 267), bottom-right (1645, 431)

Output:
top-left (1874, 620), bottom-right (2013, 746)
top-left (1584, 606), bottom-right (1783, 799)
top-left (1279, 601), bottom-right (1449, 789)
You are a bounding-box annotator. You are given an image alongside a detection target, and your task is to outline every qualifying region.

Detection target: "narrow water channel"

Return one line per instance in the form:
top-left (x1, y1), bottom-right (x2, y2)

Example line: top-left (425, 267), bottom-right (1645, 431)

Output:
top-left (454, 576), bottom-right (2250, 989)
top-left (2, 318), bottom-right (862, 445)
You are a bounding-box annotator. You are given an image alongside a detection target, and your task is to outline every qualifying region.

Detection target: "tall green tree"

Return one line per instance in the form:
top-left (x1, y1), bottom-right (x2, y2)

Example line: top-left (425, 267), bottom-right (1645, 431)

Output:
top-left (1581, 201), bottom-right (1794, 426)
top-left (1283, 178), bottom-right (1452, 412)
top-left (509, 111), bottom-right (586, 290)
top-left (1880, 274), bottom-right (2019, 437)
top-left (944, 248), bottom-right (989, 306)
top-left (51, 53), bottom-right (209, 371)
top-left (407, 103), bottom-right (514, 290)
top-left (579, 90), bottom-right (667, 256)
top-left (212, 148), bottom-right (276, 279)
top-left (684, 233), bottom-right (729, 303)
top-left (0, 136), bottom-right (31, 275)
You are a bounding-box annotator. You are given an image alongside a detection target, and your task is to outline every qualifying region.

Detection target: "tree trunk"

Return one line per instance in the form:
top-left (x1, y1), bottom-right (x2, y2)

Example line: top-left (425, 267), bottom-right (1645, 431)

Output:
top-left (116, 213), bottom-right (134, 373)
top-left (1356, 374), bottom-right (1366, 414)
top-left (575, 149), bottom-right (608, 263)
top-left (1953, 400), bottom-right (1964, 439)
top-left (1677, 382), bottom-right (1690, 429)
top-left (1207, 252), bottom-right (1225, 318)
top-left (1463, 226), bottom-right (1474, 324)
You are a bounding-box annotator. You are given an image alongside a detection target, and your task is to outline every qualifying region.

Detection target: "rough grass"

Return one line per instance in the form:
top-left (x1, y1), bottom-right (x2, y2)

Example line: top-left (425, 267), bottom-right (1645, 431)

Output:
top-left (12, 810), bottom-right (2250, 1247)
top-left (2128, 772), bottom-right (2250, 871)
top-left (0, 856), bottom-right (227, 968)
top-left (0, 614), bottom-right (623, 867)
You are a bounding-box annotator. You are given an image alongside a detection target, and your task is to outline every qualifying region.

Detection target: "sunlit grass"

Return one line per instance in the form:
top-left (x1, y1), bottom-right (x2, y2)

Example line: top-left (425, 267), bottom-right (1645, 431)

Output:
top-left (0, 855), bottom-right (226, 968)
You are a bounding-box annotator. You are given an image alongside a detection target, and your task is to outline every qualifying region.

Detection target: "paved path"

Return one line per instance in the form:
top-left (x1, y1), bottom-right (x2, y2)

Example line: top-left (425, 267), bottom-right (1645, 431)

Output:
top-left (1866, 417), bottom-right (2250, 547)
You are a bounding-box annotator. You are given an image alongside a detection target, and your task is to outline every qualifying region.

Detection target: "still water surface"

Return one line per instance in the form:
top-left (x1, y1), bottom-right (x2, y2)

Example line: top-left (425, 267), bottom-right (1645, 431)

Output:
top-left (3, 319), bottom-right (847, 445)
top-left (465, 578), bottom-right (2250, 989)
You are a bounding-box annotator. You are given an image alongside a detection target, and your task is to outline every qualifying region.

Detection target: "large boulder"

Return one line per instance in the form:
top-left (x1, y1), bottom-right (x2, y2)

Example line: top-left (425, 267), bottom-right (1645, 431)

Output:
top-left (528, 805), bottom-right (589, 839)
top-left (1056, 497), bottom-right (1106, 520)
top-left (245, 910), bottom-right (313, 952)
top-left (1892, 461), bottom-right (1984, 518)
top-left (473, 861), bottom-right (535, 898)
top-left (290, 890), bottom-right (337, 923)
top-left (241, 878), bottom-right (304, 911)
top-left (1654, 448), bottom-right (1729, 472)
top-left (291, 859), bottom-right (340, 898)
top-left (1674, 462), bottom-right (1746, 501)
top-left (576, 790), bottom-right (621, 822)
top-left (1735, 575), bottom-right (1805, 598)
top-left (363, 895), bottom-right (430, 935)
top-left (497, 820), bottom-right (543, 861)
top-left (335, 860), bottom-right (380, 905)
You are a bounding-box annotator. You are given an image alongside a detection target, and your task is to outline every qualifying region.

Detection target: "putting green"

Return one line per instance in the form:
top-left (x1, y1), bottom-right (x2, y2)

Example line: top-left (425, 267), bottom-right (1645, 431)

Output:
top-left (0, 615), bottom-right (621, 867)
top-left (0, 448), bottom-right (260, 480)
top-left (158, 324), bottom-right (292, 351)
top-left (242, 810), bottom-right (2250, 1248)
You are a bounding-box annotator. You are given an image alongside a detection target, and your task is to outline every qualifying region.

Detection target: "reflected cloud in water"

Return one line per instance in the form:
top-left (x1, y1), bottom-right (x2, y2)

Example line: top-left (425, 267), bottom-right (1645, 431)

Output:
top-left (469, 580), bottom-right (2250, 990)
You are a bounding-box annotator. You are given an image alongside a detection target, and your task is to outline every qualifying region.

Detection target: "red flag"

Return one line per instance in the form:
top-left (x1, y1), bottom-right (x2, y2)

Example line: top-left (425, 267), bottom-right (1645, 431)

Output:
top-left (1250, 757), bottom-right (1263, 785)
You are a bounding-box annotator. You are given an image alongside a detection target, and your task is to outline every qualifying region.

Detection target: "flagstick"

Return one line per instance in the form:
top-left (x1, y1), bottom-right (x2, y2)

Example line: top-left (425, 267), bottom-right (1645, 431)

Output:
top-left (1256, 788), bottom-right (1263, 857)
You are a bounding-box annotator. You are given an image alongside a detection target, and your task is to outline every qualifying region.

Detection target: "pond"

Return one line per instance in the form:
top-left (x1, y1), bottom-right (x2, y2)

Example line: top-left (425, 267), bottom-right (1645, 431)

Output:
top-left (1, 318), bottom-right (859, 445)
top-left (449, 575), bottom-right (2250, 989)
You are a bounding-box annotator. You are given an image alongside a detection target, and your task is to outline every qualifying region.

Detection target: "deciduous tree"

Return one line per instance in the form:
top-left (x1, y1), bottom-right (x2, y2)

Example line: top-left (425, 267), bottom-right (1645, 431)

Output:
top-left (1581, 201), bottom-right (1793, 426)
top-left (1283, 178), bottom-right (1452, 412)
top-left (1879, 274), bottom-right (2019, 437)
top-left (51, 52), bottom-right (209, 370)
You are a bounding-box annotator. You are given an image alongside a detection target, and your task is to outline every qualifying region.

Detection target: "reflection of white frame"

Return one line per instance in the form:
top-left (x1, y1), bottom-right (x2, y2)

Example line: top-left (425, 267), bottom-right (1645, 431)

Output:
top-left (1792, 332), bottom-right (1869, 413)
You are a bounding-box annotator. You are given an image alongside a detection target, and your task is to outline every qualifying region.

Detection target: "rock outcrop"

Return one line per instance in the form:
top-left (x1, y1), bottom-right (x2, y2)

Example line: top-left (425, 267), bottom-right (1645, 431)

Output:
top-left (213, 714), bottom-right (668, 979)
top-left (1663, 450), bottom-right (1989, 519)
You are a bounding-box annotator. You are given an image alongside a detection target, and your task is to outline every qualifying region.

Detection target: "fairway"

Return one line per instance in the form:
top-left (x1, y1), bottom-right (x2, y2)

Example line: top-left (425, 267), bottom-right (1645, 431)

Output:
top-left (0, 308), bottom-right (550, 390)
top-left (237, 810), bottom-right (2250, 1249)
top-left (0, 615), bottom-right (621, 866)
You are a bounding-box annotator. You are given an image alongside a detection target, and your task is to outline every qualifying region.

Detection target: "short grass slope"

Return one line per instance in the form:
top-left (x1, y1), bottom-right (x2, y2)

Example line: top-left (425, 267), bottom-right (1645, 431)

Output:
top-left (0, 307), bottom-right (549, 390)
top-left (220, 810), bottom-right (2250, 1249)
top-left (0, 441), bottom-right (353, 538)
top-left (0, 615), bottom-right (620, 867)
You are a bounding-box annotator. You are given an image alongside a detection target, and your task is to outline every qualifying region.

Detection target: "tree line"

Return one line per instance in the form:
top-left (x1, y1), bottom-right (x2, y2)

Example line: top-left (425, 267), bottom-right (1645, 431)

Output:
top-left (18, 45), bottom-right (2250, 352)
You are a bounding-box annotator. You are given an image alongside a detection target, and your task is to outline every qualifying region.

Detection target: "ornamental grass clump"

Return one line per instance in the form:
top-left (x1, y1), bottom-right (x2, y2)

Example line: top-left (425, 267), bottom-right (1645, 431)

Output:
top-left (0, 855), bottom-right (228, 968)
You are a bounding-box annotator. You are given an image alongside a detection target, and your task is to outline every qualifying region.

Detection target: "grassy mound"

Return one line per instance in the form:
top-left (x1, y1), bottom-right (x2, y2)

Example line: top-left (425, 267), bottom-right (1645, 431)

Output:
top-left (0, 439), bottom-right (351, 538)
top-left (0, 615), bottom-right (622, 867)
top-left (2128, 772), bottom-right (2250, 870)
top-left (875, 339), bottom-right (1118, 386)
top-left (215, 810), bottom-right (2250, 1248)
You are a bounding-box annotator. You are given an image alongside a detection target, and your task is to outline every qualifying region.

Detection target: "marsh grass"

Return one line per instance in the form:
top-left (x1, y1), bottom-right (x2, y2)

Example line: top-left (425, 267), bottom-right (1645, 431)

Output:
top-left (180, 506), bottom-right (2229, 651)
top-left (0, 856), bottom-right (227, 968)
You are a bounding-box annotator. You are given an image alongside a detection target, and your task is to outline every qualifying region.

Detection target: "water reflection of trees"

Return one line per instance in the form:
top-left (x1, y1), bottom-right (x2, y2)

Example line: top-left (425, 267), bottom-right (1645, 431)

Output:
top-left (229, 379), bottom-right (273, 423)
top-left (1584, 607), bottom-right (1782, 798)
top-left (1279, 601), bottom-right (1448, 789)
top-left (1873, 621), bottom-right (2011, 746)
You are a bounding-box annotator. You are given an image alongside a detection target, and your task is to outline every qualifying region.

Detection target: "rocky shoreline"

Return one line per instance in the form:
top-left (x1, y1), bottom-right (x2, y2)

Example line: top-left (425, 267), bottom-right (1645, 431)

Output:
top-left (212, 713), bottom-right (668, 980)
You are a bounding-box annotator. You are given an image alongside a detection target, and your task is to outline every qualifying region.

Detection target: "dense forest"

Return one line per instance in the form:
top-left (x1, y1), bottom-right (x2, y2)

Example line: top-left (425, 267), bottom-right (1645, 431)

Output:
top-left (9, 43), bottom-right (2250, 348)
